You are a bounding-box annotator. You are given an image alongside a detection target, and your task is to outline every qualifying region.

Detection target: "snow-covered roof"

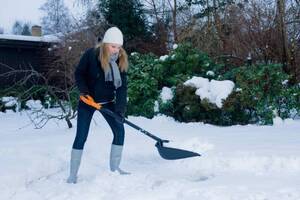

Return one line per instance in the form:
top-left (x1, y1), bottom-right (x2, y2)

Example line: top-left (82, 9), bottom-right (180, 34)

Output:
top-left (0, 34), bottom-right (60, 43)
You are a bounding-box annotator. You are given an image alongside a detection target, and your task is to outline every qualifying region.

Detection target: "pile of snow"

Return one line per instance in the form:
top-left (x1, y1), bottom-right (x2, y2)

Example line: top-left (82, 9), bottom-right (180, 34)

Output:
top-left (0, 97), bottom-right (50, 112)
top-left (1, 96), bottom-right (18, 107)
top-left (25, 100), bottom-right (43, 110)
top-left (184, 76), bottom-right (235, 108)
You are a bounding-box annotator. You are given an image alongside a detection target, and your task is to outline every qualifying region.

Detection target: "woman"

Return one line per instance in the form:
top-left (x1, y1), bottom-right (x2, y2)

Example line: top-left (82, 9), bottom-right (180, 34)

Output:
top-left (67, 27), bottom-right (129, 184)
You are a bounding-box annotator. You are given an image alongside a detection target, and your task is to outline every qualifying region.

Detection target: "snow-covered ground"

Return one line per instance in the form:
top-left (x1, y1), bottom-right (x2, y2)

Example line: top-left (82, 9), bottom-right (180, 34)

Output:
top-left (1, 110), bottom-right (300, 200)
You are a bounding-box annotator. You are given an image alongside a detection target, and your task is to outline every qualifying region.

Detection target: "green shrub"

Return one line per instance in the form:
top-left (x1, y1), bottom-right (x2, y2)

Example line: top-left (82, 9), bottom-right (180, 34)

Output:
top-left (172, 84), bottom-right (224, 124)
top-left (69, 87), bottom-right (80, 111)
top-left (127, 43), bottom-right (223, 118)
top-left (127, 53), bottom-right (159, 118)
top-left (222, 91), bottom-right (255, 125)
top-left (273, 84), bottom-right (300, 119)
top-left (222, 64), bottom-right (296, 125)
top-left (126, 43), bottom-right (299, 125)
top-left (155, 43), bottom-right (221, 87)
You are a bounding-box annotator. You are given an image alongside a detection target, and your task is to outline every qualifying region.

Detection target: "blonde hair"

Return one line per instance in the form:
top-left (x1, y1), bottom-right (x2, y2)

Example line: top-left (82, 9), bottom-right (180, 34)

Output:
top-left (95, 43), bottom-right (128, 72)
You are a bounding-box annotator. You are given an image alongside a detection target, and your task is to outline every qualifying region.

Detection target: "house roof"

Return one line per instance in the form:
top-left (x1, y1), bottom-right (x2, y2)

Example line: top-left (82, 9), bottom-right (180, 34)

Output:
top-left (0, 34), bottom-right (60, 49)
top-left (0, 34), bottom-right (60, 43)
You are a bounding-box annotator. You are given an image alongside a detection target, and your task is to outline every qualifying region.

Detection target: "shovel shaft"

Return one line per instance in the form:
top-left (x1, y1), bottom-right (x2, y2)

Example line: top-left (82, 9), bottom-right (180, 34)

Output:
top-left (123, 119), bottom-right (165, 143)
top-left (100, 108), bottom-right (166, 143)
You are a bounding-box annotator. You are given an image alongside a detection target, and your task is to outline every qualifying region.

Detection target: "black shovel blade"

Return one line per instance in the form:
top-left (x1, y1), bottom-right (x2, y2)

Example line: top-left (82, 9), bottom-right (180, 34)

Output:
top-left (155, 143), bottom-right (201, 160)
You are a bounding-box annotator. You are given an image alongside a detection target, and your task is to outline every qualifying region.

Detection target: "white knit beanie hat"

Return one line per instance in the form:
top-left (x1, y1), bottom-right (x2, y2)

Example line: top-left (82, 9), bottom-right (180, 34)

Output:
top-left (102, 27), bottom-right (123, 46)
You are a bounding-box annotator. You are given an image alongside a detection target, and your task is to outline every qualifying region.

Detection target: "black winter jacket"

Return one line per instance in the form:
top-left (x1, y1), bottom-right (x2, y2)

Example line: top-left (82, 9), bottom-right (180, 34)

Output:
top-left (75, 47), bottom-right (127, 114)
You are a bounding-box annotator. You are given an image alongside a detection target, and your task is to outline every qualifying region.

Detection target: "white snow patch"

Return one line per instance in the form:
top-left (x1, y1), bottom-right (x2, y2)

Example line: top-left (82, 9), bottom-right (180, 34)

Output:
top-left (131, 52), bottom-right (138, 56)
top-left (184, 76), bottom-right (209, 88)
top-left (273, 116), bottom-right (284, 125)
top-left (236, 88), bottom-right (242, 92)
top-left (25, 100), bottom-right (43, 110)
top-left (282, 80), bottom-right (289, 85)
top-left (206, 70), bottom-right (215, 76)
top-left (154, 101), bottom-right (159, 112)
top-left (1, 96), bottom-right (18, 107)
top-left (184, 76), bottom-right (235, 108)
top-left (159, 55), bottom-right (168, 61)
top-left (160, 87), bottom-right (173, 103)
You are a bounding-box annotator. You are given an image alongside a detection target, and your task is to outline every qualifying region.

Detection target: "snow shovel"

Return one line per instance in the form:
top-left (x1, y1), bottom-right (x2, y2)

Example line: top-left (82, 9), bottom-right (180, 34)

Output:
top-left (100, 108), bottom-right (201, 160)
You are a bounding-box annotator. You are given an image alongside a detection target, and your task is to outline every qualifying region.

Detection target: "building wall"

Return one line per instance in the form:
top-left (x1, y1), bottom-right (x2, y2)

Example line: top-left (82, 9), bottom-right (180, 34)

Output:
top-left (0, 40), bottom-right (51, 88)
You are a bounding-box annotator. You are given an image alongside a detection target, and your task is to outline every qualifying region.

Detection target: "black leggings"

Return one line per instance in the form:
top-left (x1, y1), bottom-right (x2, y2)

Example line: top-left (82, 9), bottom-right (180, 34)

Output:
top-left (72, 101), bottom-right (125, 150)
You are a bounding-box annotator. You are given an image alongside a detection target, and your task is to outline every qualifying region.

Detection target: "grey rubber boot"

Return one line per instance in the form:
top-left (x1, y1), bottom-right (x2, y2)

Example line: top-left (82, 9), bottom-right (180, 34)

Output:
top-left (110, 144), bottom-right (130, 175)
top-left (67, 149), bottom-right (83, 184)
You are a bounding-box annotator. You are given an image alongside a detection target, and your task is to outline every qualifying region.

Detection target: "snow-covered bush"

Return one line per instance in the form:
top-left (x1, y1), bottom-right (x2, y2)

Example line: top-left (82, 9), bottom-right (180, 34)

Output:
top-left (0, 96), bottom-right (19, 112)
top-left (184, 77), bottom-right (235, 108)
top-left (168, 76), bottom-right (236, 125)
top-left (127, 43), bottom-right (222, 118)
top-left (126, 43), bottom-right (299, 125)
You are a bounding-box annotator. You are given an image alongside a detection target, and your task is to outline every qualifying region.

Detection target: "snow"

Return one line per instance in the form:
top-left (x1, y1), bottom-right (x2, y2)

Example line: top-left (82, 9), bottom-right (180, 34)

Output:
top-left (236, 88), bottom-right (242, 92)
top-left (273, 116), bottom-right (284, 125)
top-left (1, 110), bottom-right (300, 200)
top-left (282, 80), bottom-right (289, 85)
top-left (25, 100), bottom-right (44, 110)
top-left (154, 101), bottom-right (159, 112)
top-left (206, 71), bottom-right (215, 76)
top-left (160, 87), bottom-right (173, 103)
top-left (184, 76), bottom-right (235, 108)
top-left (159, 55), bottom-right (169, 61)
top-left (1, 96), bottom-right (18, 107)
top-left (0, 34), bottom-right (60, 43)
top-left (130, 52), bottom-right (138, 56)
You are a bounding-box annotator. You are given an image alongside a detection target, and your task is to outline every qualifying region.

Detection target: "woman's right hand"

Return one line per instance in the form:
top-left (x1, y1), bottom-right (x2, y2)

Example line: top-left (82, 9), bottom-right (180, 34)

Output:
top-left (79, 95), bottom-right (102, 110)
